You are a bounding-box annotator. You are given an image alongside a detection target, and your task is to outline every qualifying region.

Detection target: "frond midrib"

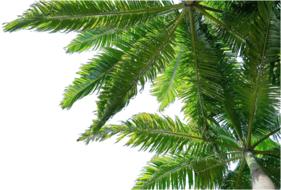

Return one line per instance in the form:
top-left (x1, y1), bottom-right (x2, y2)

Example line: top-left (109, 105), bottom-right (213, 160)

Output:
top-left (25, 3), bottom-right (184, 20)
top-left (246, 10), bottom-right (272, 147)
top-left (141, 158), bottom-right (192, 189)
top-left (127, 127), bottom-right (205, 141)
top-left (186, 7), bottom-right (207, 129)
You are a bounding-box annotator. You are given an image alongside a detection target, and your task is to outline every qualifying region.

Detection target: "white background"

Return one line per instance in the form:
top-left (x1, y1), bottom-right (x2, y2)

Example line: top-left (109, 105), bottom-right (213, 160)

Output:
top-left (0, 1), bottom-right (183, 189)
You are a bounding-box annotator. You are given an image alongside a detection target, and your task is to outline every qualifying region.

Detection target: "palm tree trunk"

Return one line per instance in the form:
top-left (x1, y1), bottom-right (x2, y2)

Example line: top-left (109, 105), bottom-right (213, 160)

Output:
top-left (245, 152), bottom-right (275, 189)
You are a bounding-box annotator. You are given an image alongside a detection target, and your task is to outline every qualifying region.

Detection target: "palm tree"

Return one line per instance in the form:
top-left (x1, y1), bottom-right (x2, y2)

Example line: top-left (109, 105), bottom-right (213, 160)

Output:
top-left (4, 1), bottom-right (280, 189)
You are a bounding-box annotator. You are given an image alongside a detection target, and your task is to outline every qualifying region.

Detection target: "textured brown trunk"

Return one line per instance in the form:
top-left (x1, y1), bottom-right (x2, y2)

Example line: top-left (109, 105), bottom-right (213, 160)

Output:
top-left (245, 152), bottom-right (275, 189)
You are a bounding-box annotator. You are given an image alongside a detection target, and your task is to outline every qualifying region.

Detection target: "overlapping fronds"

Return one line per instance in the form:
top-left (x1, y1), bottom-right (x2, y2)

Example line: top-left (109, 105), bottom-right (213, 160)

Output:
top-left (4, 1), bottom-right (281, 189)
top-left (65, 15), bottom-right (177, 53)
top-left (221, 162), bottom-right (251, 189)
top-left (198, 24), bottom-right (246, 143)
top-left (239, 1), bottom-right (280, 146)
top-left (200, 1), bottom-right (255, 52)
top-left (213, 44), bottom-right (245, 142)
top-left (78, 13), bottom-right (184, 141)
top-left (61, 17), bottom-right (173, 109)
top-left (208, 124), bottom-right (241, 152)
top-left (93, 15), bottom-right (180, 128)
top-left (175, 10), bottom-right (223, 131)
top-left (4, 0), bottom-right (183, 32)
top-left (133, 154), bottom-right (234, 190)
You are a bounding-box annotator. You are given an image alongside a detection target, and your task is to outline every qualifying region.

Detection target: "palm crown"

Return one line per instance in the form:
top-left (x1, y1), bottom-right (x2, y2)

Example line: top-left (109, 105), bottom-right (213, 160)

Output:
top-left (4, 1), bottom-right (280, 189)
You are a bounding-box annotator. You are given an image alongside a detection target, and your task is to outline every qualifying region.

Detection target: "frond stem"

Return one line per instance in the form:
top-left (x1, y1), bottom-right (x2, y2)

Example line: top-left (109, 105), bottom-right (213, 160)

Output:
top-left (186, 6), bottom-right (207, 131)
top-left (142, 158), bottom-right (192, 189)
top-left (246, 10), bottom-right (271, 147)
top-left (126, 128), bottom-right (207, 141)
top-left (251, 127), bottom-right (280, 149)
top-left (26, 3), bottom-right (185, 20)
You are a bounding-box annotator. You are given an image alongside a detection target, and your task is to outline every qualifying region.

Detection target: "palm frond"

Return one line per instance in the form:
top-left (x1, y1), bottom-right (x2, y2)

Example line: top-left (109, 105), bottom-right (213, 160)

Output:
top-left (175, 9), bottom-right (223, 132)
top-left (240, 1), bottom-right (280, 146)
top-left (194, 4), bottom-right (245, 46)
top-left (61, 48), bottom-right (124, 109)
top-left (215, 46), bottom-right (245, 143)
top-left (252, 127), bottom-right (280, 149)
top-left (81, 113), bottom-right (205, 153)
top-left (151, 48), bottom-right (184, 111)
top-left (253, 135), bottom-right (280, 155)
top-left (201, 1), bottom-right (258, 53)
top-left (4, 0), bottom-right (183, 32)
top-left (133, 153), bottom-right (235, 190)
top-left (65, 27), bottom-right (125, 53)
top-left (196, 17), bottom-right (246, 143)
top-left (209, 123), bottom-right (241, 152)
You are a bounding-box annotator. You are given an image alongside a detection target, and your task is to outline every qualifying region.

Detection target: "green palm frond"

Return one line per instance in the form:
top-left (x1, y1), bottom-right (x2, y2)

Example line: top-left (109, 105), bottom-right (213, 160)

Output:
top-left (253, 135), bottom-right (280, 155)
top-left (252, 127), bottom-right (280, 149)
top-left (196, 16), bottom-right (246, 143)
top-left (209, 123), bottom-right (241, 152)
top-left (61, 47), bottom-right (123, 109)
top-left (239, 1), bottom-right (280, 146)
top-left (4, 0), bottom-right (183, 32)
top-left (133, 153), bottom-right (236, 190)
top-left (81, 113), bottom-right (205, 153)
top-left (194, 4), bottom-right (245, 48)
top-left (81, 112), bottom-right (241, 156)
top-left (175, 10), bottom-right (223, 131)
top-left (65, 27), bottom-right (125, 53)
top-left (215, 45), bottom-right (245, 142)
top-left (249, 85), bottom-right (280, 138)
top-left (201, 1), bottom-right (257, 52)
top-left (151, 48), bottom-right (183, 111)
